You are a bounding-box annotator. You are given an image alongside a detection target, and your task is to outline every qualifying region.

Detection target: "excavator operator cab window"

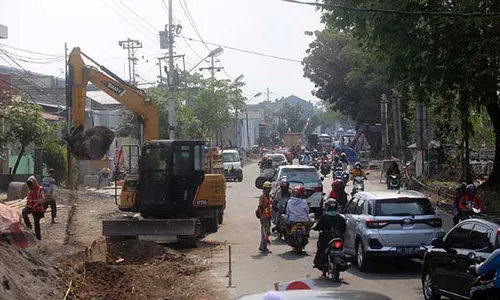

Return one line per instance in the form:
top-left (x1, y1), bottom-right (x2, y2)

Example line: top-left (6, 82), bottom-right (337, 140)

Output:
top-left (173, 145), bottom-right (194, 175)
top-left (143, 148), bottom-right (169, 181)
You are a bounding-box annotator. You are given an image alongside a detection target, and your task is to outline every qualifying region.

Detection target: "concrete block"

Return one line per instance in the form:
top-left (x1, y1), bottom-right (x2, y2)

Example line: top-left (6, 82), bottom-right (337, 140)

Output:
top-left (83, 175), bottom-right (99, 188)
top-left (7, 181), bottom-right (28, 201)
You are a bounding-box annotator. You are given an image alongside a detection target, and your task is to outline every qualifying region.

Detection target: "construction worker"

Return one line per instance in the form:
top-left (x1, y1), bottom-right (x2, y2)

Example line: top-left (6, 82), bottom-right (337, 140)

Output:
top-left (42, 168), bottom-right (57, 224)
top-left (257, 181), bottom-right (273, 253)
top-left (97, 166), bottom-right (111, 189)
top-left (22, 176), bottom-right (46, 240)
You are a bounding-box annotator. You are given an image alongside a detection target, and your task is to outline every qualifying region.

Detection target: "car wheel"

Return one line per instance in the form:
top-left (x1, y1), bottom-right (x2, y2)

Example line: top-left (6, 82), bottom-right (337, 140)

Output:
top-left (356, 240), bottom-right (369, 272)
top-left (422, 269), bottom-right (441, 300)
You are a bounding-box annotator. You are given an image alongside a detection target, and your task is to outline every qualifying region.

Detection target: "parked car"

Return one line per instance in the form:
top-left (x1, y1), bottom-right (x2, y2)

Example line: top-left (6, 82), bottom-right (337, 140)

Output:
top-left (421, 218), bottom-right (500, 300)
top-left (343, 190), bottom-right (443, 271)
top-left (267, 153), bottom-right (289, 168)
top-left (222, 149), bottom-right (243, 182)
top-left (272, 165), bottom-right (324, 216)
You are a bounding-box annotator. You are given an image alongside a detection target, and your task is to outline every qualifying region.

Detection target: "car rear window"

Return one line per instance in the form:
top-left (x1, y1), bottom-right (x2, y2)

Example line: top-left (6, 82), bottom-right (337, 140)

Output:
top-left (279, 168), bottom-right (319, 183)
top-left (374, 198), bottom-right (435, 216)
top-left (270, 155), bottom-right (286, 162)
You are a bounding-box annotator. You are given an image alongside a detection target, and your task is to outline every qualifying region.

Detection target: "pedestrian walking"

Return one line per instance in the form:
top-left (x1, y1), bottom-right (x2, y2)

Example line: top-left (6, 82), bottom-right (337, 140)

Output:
top-left (42, 168), bottom-right (57, 224)
top-left (22, 176), bottom-right (46, 240)
top-left (257, 181), bottom-right (273, 253)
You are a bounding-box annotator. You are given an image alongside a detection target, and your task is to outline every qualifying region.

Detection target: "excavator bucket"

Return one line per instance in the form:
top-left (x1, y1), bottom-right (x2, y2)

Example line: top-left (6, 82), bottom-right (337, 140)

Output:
top-left (65, 125), bottom-right (116, 160)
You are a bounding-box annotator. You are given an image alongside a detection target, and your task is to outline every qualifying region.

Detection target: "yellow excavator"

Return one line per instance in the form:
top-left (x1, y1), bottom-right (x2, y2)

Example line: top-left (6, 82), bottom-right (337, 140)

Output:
top-left (66, 47), bottom-right (226, 244)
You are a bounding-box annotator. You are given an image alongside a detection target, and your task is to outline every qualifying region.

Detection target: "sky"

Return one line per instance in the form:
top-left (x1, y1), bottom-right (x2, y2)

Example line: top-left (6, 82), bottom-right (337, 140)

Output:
top-left (0, 0), bottom-right (324, 104)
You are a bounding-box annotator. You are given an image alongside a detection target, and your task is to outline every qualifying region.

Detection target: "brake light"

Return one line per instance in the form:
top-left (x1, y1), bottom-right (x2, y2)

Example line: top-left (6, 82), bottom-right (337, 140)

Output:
top-left (334, 240), bottom-right (342, 249)
top-left (426, 218), bottom-right (442, 228)
top-left (366, 220), bottom-right (389, 229)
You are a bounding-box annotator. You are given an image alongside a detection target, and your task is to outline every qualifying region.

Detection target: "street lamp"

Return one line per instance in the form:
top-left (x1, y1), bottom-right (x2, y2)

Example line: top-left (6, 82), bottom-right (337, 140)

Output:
top-left (245, 92), bottom-right (263, 150)
top-left (188, 46), bottom-right (224, 73)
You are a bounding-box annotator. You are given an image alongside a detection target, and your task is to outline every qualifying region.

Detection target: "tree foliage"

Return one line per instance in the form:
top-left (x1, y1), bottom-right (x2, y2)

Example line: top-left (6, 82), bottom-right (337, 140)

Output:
top-left (116, 72), bottom-right (245, 143)
top-left (3, 96), bottom-right (48, 174)
top-left (318, 0), bottom-right (500, 185)
top-left (303, 30), bottom-right (389, 124)
top-left (277, 103), bottom-right (305, 134)
top-left (42, 122), bottom-right (67, 181)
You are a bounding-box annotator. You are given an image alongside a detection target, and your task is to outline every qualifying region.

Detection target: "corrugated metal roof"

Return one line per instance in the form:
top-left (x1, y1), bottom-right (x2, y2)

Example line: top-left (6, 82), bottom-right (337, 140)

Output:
top-left (87, 90), bottom-right (119, 105)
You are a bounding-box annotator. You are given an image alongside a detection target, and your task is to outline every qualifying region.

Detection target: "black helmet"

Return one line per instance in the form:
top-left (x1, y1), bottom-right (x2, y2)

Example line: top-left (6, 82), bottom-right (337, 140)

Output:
top-left (466, 184), bottom-right (477, 196)
top-left (334, 155), bottom-right (340, 162)
top-left (354, 162), bottom-right (361, 170)
top-left (324, 199), bottom-right (339, 212)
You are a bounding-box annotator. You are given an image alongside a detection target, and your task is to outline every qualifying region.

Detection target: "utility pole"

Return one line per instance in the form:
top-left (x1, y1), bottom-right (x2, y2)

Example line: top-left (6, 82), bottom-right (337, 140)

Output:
top-left (118, 38), bottom-right (142, 86)
top-left (380, 94), bottom-right (390, 159)
top-left (267, 87), bottom-right (270, 102)
top-left (167, 0), bottom-right (176, 139)
top-left (200, 56), bottom-right (224, 78)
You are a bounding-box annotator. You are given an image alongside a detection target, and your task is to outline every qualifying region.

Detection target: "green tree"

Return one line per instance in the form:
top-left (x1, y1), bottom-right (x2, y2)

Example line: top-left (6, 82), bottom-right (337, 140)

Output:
top-left (42, 122), bottom-right (68, 181)
top-left (319, 0), bottom-right (500, 184)
top-left (303, 30), bottom-right (389, 124)
top-left (3, 96), bottom-right (48, 174)
top-left (278, 103), bottom-right (305, 134)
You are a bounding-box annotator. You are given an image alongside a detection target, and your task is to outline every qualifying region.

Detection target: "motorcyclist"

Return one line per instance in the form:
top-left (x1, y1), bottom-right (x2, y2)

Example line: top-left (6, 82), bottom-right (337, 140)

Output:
top-left (328, 179), bottom-right (348, 212)
top-left (312, 149), bottom-right (320, 159)
top-left (459, 184), bottom-right (484, 218)
top-left (312, 199), bottom-right (347, 272)
top-left (386, 161), bottom-right (401, 188)
top-left (469, 248), bottom-right (500, 298)
top-left (350, 162), bottom-right (367, 179)
top-left (332, 155), bottom-right (343, 169)
top-left (282, 185), bottom-right (310, 236)
top-left (339, 152), bottom-right (349, 166)
top-left (303, 151), bottom-right (312, 165)
top-left (453, 182), bottom-right (467, 226)
top-left (272, 178), bottom-right (292, 232)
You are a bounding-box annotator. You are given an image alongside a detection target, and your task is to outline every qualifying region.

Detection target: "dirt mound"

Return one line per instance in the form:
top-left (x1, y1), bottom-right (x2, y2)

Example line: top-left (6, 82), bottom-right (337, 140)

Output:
top-left (65, 240), bottom-right (220, 300)
top-left (0, 243), bottom-right (61, 300)
top-left (108, 240), bottom-right (180, 264)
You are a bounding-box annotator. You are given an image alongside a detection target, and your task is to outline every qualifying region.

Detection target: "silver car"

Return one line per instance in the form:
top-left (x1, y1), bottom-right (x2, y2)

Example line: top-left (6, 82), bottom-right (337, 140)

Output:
top-left (343, 190), bottom-right (443, 271)
top-left (267, 153), bottom-right (289, 168)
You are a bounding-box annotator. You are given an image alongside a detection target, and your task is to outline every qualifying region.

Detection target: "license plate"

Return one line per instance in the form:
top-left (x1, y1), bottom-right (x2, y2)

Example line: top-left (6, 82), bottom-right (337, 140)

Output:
top-left (397, 247), bottom-right (420, 254)
top-left (196, 200), bottom-right (207, 206)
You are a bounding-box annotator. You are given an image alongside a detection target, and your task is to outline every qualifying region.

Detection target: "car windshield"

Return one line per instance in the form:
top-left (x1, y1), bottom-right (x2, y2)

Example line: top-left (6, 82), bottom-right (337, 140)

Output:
top-left (269, 155), bottom-right (286, 162)
top-left (223, 152), bottom-right (239, 162)
top-left (279, 168), bottom-right (319, 183)
top-left (374, 198), bottom-right (435, 216)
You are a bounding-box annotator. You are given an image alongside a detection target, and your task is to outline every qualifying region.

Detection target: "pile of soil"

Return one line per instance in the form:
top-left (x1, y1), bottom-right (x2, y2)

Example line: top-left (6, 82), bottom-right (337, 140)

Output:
top-left (63, 240), bottom-right (221, 300)
top-left (0, 243), bottom-right (61, 300)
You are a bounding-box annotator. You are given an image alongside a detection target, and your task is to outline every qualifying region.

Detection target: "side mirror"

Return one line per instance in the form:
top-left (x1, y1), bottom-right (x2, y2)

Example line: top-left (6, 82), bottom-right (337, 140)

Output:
top-left (320, 177), bottom-right (324, 181)
top-left (431, 236), bottom-right (445, 248)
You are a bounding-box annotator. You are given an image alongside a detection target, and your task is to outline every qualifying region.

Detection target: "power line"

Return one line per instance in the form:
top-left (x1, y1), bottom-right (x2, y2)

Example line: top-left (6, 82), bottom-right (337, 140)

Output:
top-left (116, 0), bottom-right (158, 32)
top-left (0, 43), bottom-right (61, 57)
top-left (279, 0), bottom-right (500, 17)
top-left (0, 47), bottom-right (51, 92)
top-left (100, 0), bottom-right (158, 44)
top-left (181, 36), bottom-right (302, 63)
top-left (178, 0), bottom-right (210, 51)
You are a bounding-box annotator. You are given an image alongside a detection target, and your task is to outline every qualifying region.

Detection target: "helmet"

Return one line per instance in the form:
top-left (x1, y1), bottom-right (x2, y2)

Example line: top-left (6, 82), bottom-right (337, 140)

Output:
top-left (340, 153), bottom-right (347, 158)
top-left (466, 184), bottom-right (476, 196)
top-left (279, 178), bottom-right (289, 189)
top-left (334, 155), bottom-right (340, 162)
top-left (263, 155), bottom-right (268, 161)
top-left (354, 162), bottom-right (361, 170)
top-left (263, 181), bottom-right (273, 189)
top-left (333, 179), bottom-right (344, 190)
top-left (293, 185), bottom-right (305, 198)
top-left (456, 182), bottom-right (466, 192)
top-left (324, 199), bottom-right (339, 212)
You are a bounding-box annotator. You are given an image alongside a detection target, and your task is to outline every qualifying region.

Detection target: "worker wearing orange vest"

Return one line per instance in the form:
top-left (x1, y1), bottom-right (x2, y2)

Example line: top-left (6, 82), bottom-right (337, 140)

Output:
top-left (22, 176), bottom-right (46, 240)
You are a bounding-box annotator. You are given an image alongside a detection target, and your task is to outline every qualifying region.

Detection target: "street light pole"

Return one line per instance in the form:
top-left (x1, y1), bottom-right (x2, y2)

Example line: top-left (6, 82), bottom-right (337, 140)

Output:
top-left (244, 92), bottom-right (262, 149)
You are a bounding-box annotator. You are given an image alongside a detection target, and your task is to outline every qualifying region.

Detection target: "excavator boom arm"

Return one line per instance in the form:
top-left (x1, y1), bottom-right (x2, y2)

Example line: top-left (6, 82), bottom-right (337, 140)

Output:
top-left (66, 47), bottom-right (159, 159)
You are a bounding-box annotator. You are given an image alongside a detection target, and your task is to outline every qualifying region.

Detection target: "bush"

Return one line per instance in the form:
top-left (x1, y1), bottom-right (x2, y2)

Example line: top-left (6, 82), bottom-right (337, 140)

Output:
top-left (42, 141), bottom-right (67, 182)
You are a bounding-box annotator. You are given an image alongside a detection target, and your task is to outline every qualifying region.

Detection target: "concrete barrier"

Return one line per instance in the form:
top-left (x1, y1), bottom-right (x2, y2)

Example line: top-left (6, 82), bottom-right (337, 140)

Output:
top-left (6, 181), bottom-right (28, 201)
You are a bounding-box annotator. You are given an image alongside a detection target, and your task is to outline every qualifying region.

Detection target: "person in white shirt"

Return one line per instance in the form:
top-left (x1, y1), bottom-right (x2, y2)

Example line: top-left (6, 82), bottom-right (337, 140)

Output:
top-left (282, 185), bottom-right (310, 235)
top-left (42, 168), bottom-right (57, 224)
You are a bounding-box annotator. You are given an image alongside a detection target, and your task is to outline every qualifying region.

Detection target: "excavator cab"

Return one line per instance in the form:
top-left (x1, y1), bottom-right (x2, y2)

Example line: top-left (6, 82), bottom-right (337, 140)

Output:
top-left (137, 140), bottom-right (205, 218)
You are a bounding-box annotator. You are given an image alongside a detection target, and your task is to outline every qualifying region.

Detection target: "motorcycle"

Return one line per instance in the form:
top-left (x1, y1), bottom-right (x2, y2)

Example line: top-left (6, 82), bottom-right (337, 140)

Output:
top-left (320, 160), bottom-right (331, 176)
top-left (333, 167), bottom-right (344, 181)
top-left (322, 237), bottom-right (350, 281)
top-left (280, 221), bottom-right (311, 253)
top-left (387, 174), bottom-right (401, 189)
top-left (467, 258), bottom-right (497, 300)
top-left (351, 176), bottom-right (365, 196)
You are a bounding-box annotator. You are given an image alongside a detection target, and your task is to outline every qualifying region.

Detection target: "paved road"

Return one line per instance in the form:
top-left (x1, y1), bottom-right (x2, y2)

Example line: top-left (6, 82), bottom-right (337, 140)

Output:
top-left (210, 161), bottom-right (453, 299)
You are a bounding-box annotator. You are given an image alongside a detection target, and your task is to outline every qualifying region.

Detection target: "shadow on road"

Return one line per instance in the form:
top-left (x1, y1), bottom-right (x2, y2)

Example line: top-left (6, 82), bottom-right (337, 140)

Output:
top-left (347, 258), bottom-right (422, 280)
top-left (312, 276), bottom-right (350, 289)
top-left (277, 250), bottom-right (311, 261)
